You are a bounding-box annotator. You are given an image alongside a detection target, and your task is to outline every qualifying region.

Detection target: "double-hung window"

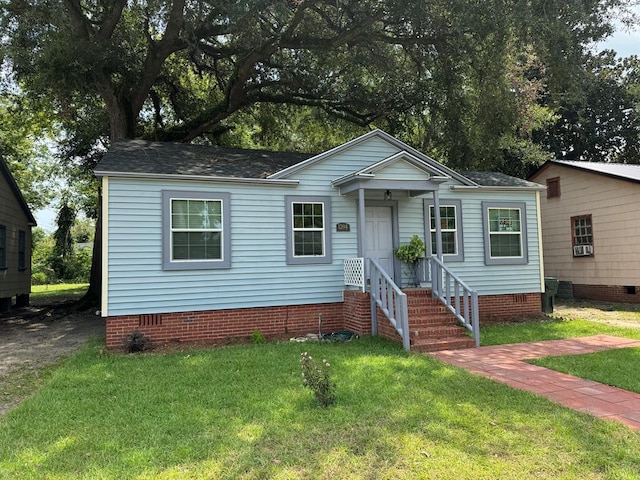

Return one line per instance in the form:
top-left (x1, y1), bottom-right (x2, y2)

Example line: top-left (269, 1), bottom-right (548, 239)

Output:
top-left (482, 201), bottom-right (528, 265)
top-left (285, 196), bottom-right (332, 264)
top-left (0, 225), bottom-right (6, 269)
top-left (162, 191), bottom-right (231, 270)
top-left (424, 199), bottom-right (463, 261)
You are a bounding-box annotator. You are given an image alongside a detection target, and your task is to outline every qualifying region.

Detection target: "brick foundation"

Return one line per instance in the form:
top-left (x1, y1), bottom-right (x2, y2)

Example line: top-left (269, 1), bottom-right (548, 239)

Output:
top-left (573, 284), bottom-right (640, 303)
top-left (105, 290), bottom-right (543, 350)
top-left (477, 292), bottom-right (543, 323)
top-left (106, 302), bottom-right (343, 350)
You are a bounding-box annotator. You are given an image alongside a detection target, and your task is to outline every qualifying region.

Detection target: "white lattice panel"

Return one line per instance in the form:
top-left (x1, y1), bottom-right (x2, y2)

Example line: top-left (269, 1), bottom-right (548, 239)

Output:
top-left (344, 258), bottom-right (365, 292)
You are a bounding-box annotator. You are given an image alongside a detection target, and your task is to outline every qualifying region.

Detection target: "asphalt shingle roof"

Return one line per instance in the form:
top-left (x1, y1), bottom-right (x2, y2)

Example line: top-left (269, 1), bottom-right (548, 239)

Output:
top-left (95, 140), bottom-right (541, 190)
top-left (95, 140), bottom-right (313, 179)
top-left (462, 171), bottom-right (543, 188)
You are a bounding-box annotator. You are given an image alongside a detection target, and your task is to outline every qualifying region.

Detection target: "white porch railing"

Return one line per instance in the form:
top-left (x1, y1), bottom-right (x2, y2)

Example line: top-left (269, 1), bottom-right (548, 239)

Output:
top-left (420, 256), bottom-right (480, 347)
top-left (369, 258), bottom-right (410, 351)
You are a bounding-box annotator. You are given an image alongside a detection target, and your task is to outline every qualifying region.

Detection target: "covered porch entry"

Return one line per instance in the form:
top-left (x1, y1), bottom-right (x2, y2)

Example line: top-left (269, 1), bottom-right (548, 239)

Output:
top-left (333, 151), bottom-right (480, 351)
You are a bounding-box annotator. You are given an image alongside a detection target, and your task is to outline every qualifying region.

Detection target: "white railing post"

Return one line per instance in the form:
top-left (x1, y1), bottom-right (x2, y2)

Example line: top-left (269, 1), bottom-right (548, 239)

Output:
top-left (368, 258), bottom-right (410, 351)
top-left (428, 255), bottom-right (480, 347)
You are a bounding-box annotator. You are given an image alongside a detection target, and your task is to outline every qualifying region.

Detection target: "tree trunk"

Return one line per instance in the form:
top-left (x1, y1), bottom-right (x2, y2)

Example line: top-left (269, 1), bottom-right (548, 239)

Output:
top-left (75, 191), bottom-right (102, 311)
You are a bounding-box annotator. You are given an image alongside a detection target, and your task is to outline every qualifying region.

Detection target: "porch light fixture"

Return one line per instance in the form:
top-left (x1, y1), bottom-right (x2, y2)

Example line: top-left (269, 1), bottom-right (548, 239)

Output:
top-left (384, 190), bottom-right (392, 200)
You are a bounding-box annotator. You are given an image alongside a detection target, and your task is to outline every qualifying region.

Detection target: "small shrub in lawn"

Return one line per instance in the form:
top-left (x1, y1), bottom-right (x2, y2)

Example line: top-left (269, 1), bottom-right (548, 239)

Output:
top-left (252, 328), bottom-right (266, 344)
top-left (124, 331), bottom-right (153, 353)
top-left (300, 351), bottom-right (336, 407)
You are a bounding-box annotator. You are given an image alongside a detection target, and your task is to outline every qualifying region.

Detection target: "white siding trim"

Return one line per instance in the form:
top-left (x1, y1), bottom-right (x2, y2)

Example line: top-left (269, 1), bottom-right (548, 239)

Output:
top-left (536, 190), bottom-right (545, 291)
top-left (101, 177), bottom-right (109, 317)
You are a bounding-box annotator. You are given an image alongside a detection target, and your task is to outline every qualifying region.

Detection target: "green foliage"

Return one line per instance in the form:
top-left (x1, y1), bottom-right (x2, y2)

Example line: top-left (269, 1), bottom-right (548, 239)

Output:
top-left (3, 338), bottom-right (640, 478)
top-left (2, 0), bottom-right (634, 173)
top-left (393, 235), bottom-right (426, 265)
top-left (300, 351), bottom-right (336, 407)
top-left (251, 329), bottom-right (266, 345)
top-left (32, 221), bottom-right (93, 285)
top-left (31, 272), bottom-right (47, 285)
top-left (0, 96), bottom-right (58, 211)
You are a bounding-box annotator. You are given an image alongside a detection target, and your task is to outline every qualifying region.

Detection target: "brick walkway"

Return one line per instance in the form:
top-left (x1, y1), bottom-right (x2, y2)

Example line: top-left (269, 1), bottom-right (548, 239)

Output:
top-left (431, 335), bottom-right (640, 431)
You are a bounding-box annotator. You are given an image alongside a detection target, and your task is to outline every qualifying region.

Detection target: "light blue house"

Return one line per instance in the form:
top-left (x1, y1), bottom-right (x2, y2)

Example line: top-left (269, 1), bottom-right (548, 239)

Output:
top-left (95, 130), bottom-right (545, 350)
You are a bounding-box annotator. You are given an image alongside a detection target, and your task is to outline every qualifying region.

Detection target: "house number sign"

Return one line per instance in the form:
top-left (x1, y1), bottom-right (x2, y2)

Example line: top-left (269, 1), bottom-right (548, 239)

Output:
top-left (336, 223), bottom-right (350, 232)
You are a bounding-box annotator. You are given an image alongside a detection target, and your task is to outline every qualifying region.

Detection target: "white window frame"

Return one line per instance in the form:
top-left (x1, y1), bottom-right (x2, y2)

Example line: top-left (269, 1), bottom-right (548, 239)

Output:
top-left (162, 191), bottom-right (231, 270)
top-left (424, 199), bottom-right (464, 262)
top-left (285, 196), bottom-right (332, 265)
top-left (482, 201), bottom-right (528, 265)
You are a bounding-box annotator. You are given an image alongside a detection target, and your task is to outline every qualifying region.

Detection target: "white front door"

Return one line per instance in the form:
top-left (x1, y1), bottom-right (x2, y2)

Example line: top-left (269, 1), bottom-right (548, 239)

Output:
top-left (365, 206), bottom-right (394, 280)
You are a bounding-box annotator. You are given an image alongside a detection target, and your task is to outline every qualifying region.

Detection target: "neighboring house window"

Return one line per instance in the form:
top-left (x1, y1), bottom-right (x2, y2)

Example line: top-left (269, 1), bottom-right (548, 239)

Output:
top-left (0, 225), bottom-right (6, 269)
top-left (424, 199), bottom-right (464, 262)
top-left (18, 230), bottom-right (26, 270)
top-left (162, 191), bottom-right (231, 270)
top-left (546, 177), bottom-right (560, 198)
top-left (482, 201), bottom-right (529, 265)
top-left (572, 214), bottom-right (594, 256)
top-left (285, 196), bottom-right (332, 265)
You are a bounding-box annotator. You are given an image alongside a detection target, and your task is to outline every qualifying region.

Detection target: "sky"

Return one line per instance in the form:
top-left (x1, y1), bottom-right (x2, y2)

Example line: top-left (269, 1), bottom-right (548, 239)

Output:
top-left (33, 16), bottom-right (640, 232)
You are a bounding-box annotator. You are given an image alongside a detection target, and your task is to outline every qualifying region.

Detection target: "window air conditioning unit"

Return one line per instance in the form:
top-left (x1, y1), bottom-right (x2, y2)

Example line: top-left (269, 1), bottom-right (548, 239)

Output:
top-left (573, 245), bottom-right (593, 256)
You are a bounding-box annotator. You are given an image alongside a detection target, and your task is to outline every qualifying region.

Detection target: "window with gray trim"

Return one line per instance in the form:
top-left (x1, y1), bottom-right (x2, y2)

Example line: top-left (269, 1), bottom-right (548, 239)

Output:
top-left (18, 230), bottom-right (26, 270)
top-left (285, 196), bottom-right (332, 264)
top-left (162, 191), bottom-right (231, 270)
top-left (424, 199), bottom-right (464, 262)
top-left (0, 225), bottom-right (6, 269)
top-left (481, 201), bottom-right (528, 265)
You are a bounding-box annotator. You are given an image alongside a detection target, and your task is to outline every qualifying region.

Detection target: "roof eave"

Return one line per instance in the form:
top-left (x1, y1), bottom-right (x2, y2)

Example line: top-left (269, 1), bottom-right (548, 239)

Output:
top-left (450, 185), bottom-right (546, 192)
top-left (95, 171), bottom-right (300, 186)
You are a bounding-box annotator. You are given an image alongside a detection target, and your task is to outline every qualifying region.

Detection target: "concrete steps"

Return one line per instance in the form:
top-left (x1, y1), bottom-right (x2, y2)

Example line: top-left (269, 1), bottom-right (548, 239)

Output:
top-left (404, 289), bottom-right (476, 352)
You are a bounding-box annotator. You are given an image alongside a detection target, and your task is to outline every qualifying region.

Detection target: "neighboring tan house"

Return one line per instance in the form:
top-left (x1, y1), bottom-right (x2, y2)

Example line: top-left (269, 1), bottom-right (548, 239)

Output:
top-left (96, 130), bottom-right (546, 350)
top-left (529, 160), bottom-right (640, 303)
top-left (0, 157), bottom-right (36, 312)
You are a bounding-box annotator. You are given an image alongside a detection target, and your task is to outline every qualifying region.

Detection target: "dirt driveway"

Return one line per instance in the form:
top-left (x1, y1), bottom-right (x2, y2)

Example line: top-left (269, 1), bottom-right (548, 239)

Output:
top-left (0, 305), bottom-right (105, 415)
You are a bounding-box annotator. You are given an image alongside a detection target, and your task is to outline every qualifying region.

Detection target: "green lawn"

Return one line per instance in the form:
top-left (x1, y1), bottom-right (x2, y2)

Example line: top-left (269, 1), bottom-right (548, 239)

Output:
top-left (31, 283), bottom-right (89, 304)
top-left (529, 347), bottom-right (640, 395)
top-left (2, 338), bottom-right (640, 479)
top-left (480, 318), bottom-right (640, 346)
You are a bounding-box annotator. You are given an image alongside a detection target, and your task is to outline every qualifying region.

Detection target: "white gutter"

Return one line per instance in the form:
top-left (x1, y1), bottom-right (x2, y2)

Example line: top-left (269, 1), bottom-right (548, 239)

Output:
top-left (450, 185), bottom-right (546, 192)
top-left (536, 190), bottom-right (546, 292)
top-left (101, 177), bottom-right (109, 318)
top-left (94, 171), bottom-right (300, 186)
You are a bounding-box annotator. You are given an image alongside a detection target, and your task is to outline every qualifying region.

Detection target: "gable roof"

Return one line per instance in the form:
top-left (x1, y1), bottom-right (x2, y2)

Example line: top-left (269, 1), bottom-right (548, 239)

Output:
top-left (529, 160), bottom-right (640, 185)
top-left (269, 129), bottom-right (478, 186)
top-left (0, 157), bottom-right (37, 226)
top-left (95, 133), bottom-right (541, 192)
top-left (95, 140), bottom-right (311, 181)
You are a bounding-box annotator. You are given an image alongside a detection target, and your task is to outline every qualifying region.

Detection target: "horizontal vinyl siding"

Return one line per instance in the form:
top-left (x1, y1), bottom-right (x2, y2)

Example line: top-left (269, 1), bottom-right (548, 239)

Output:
top-left (106, 136), bottom-right (543, 315)
top-left (106, 178), bottom-right (361, 316)
top-left (374, 160), bottom-right (432, 180)
top-left (436, 191), bottom-right (542, 295)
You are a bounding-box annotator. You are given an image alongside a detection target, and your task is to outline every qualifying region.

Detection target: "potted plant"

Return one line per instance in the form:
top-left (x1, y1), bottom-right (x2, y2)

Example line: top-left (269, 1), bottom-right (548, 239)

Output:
top-left (393, 235), bottom-right (426, 287)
